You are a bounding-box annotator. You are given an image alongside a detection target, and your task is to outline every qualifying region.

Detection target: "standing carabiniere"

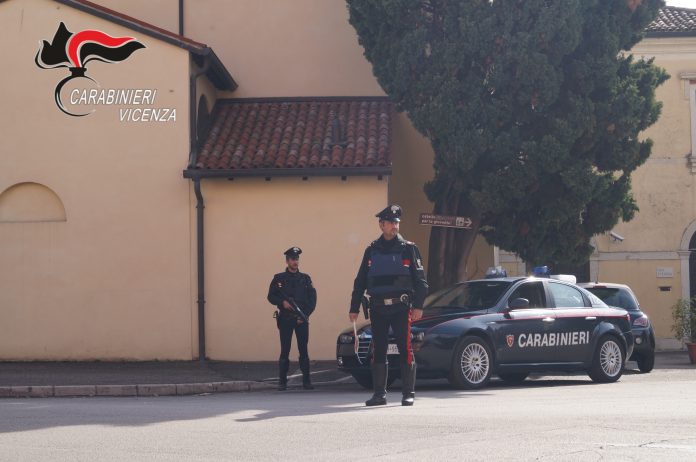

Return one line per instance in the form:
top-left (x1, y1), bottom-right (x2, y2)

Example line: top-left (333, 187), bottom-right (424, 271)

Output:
top-left (268, 247), bottom-right (317, 391)
top-left (349, 205), bottom-right (428, 406)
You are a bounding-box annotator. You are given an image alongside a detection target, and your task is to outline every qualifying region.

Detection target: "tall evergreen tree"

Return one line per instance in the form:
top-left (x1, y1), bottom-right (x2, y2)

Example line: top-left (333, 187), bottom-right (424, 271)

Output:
top-left (347, 0), bottom-right (668, 290)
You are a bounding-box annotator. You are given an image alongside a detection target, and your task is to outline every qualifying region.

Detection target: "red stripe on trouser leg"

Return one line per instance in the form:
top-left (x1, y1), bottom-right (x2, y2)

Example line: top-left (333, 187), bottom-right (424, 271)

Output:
top-left (406, 311), bottom-right (413, 365)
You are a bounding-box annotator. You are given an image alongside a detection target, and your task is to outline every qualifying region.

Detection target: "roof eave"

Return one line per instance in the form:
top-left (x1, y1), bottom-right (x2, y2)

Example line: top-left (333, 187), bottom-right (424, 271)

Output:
top-left (198, 48), bottom-right (237, 91)
top-left (54, 0), bottom-right (237, 91)
top-left (183, 167), bottom-right (392, 180)
top-left (646, 31), bottom-right (696, 38)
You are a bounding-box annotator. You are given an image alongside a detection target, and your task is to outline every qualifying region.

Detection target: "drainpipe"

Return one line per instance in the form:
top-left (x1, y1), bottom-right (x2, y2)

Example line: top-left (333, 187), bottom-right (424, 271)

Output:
top-left (189, 61), bottom-right (210, 361)
top-left (179, 0), bottom-right (184, 36)
top-left (194, 178), bottom-right (206, 361)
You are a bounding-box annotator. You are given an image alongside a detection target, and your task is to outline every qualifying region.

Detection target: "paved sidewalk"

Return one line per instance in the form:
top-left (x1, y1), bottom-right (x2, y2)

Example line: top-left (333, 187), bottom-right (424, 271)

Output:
top-left (0, 360), bottom-right (349, 398)
top-left (0, 352), bottom-right (692, 399)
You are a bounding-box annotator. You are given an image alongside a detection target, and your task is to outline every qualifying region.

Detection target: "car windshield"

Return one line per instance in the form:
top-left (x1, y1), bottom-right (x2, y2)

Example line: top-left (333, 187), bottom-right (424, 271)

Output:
top-left (424, 280), bottom-right (513, 312)
top-left (585, 287), bottom-right (638, 310)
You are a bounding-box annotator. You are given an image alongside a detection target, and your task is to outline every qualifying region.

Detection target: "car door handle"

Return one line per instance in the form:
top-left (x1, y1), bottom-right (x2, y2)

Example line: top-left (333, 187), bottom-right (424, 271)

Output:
top-left (542, 317), bottom-right (554, 323)
top-left (585, 316), bottom-right (597, 321)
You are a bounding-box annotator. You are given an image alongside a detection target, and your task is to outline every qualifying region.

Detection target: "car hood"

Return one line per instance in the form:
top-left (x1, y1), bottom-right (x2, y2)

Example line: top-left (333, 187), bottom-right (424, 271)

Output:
top-left (338, 309), bottom-right (488, 336)
top-left (413, 309), bottom-right (488, 329)
top-left (341, 308), bottom-right (487, 335)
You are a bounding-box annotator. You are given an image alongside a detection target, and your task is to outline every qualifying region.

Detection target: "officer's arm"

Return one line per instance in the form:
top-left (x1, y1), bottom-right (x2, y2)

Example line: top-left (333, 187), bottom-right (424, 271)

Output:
top-left (409, 245), bottom-right (429, 309)
top-left (349, 248), bottom-right (370, 313)
top-left (305, 275), bottom-right (317, 316)
top-left (267, 275), bottom-right (284, 306)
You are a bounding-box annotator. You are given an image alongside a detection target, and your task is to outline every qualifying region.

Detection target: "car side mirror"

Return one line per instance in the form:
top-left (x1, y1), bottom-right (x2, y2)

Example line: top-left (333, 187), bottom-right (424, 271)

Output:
top-left (508, 298), bottom-right (530, 310)
top-left (502, 298), bottom-right (529, 318)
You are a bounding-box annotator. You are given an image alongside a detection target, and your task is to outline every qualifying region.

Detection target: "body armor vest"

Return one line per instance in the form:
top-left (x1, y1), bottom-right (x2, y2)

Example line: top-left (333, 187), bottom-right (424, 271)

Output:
top-left (366, 245), bottom-right (413, 297)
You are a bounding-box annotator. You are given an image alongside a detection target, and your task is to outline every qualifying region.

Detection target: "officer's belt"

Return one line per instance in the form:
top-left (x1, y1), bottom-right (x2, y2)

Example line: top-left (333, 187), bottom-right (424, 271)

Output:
top-left (374, 294), bottom-right (410, 306)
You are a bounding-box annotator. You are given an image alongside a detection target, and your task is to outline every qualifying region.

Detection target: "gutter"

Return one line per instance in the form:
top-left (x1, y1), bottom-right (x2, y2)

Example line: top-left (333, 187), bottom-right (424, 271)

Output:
top-left (183, 167), bottom-right (391, 180)
top-left (645, 31), bottom-right (696, 38)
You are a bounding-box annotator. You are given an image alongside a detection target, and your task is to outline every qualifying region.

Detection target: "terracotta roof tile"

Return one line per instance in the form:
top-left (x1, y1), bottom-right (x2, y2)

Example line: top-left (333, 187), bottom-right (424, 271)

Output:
top-left (647, 6), bottom-right (696, 35)
top-left (194, 98), bottom-right (393, 174)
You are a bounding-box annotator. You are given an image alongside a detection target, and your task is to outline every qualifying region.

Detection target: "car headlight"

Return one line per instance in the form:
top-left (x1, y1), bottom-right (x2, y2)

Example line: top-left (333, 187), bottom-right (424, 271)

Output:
top-left (338, 334), bottom-right (354, 344)
top-left (411, 332), bottom-right (425, 342)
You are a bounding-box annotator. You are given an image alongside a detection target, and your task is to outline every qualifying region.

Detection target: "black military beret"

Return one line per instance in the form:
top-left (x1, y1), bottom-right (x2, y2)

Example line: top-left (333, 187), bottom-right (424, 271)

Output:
top-left (376, 204), bottom-right (402, 222)
top-left (284, 246), bottom-right (302, 258)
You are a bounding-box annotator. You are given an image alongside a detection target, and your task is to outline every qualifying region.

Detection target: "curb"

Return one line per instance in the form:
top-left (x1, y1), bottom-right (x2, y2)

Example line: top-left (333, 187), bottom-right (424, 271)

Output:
top-left (0, 380), bottom-right (276, 399)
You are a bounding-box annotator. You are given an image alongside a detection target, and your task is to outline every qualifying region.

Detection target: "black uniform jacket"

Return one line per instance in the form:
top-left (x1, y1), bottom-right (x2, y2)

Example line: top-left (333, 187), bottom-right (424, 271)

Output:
top-left (349, 234), bottom-right (428, 313)
top-left (268, 269), bottom-right (317, 320)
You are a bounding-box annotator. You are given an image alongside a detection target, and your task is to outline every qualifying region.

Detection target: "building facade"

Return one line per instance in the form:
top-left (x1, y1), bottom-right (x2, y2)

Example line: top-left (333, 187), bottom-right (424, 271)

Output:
top-left (1, 0), bottom-right (692, 360)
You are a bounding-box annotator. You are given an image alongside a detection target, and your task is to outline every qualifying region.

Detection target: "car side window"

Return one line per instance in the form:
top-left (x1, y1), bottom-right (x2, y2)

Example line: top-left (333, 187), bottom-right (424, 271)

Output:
top-left (548, 282), bottom-right (587, 308)
top-left (508, 282), bottom-right (545, 308)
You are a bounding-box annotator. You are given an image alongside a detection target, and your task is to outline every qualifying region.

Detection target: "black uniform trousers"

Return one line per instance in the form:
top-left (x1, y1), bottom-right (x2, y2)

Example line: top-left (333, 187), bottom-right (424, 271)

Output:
top-left (370, 304), bottom-right (413, 366)
top-left (277, 315), bottom-right (309, 361)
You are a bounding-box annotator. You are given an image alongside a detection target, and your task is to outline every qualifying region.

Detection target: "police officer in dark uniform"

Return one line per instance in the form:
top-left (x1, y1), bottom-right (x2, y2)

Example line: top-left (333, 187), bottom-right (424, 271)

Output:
top-left (267, 247), bottom-right (317, 391)
top-left (349, 205), bottom-right (428, 406)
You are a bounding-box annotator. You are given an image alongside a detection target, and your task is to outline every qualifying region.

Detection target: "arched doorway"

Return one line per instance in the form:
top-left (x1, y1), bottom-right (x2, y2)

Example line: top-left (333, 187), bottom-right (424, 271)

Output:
top-left (680, 221), bottom-right (696, 302)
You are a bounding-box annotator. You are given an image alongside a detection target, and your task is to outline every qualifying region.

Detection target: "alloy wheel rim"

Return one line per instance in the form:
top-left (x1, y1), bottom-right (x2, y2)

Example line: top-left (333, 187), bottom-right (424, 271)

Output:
top-left (460, 343), bottom-right (489, 384)
top-left (600, 340), bottom-right (622, 377)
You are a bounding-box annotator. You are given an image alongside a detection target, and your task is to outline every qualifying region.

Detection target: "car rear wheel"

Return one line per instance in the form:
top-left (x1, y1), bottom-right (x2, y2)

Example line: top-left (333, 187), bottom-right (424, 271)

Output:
top-left (448, 336), bottom-right (493, 389)
top-left (351, 371), bottom-right (397, 389)
top-left (636, 350), bottom-right (655, 373)
top-left (589, 336), bottom-right (625, 383)
top-left (498, 372), bottom-right (528, 384)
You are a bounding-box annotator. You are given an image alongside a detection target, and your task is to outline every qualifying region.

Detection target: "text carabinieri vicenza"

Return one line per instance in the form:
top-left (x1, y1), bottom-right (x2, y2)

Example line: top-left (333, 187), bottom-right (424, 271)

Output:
top-left (69, 88), bottom-right (176, 122)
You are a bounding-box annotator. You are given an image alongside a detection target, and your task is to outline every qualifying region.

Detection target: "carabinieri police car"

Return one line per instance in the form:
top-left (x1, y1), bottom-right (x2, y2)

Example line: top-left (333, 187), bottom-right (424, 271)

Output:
top-left (337, 267), bottom-right (634, 389)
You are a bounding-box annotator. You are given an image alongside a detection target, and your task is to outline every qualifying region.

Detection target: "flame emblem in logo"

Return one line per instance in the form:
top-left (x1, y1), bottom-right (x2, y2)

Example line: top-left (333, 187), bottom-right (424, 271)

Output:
top-left (35, 22), bottom-right (145, 116)
top-left (506, 334), bottom-right (514, 348)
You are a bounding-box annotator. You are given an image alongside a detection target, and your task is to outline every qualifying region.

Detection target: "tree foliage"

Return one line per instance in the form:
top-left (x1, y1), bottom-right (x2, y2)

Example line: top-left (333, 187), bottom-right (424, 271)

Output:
top-left (347, 0), bottom-right (668, 289)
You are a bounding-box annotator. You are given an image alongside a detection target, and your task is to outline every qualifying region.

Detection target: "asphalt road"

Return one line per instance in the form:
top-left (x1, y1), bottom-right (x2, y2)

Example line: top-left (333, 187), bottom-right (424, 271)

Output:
top-left (1, 366), bottom-right (695, 461)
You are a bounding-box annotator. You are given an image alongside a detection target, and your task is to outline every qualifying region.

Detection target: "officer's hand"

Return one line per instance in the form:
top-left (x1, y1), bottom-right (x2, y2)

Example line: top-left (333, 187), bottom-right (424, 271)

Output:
top-left (282, 300), bottom-right (293, 310)
top-left (411, 309), bottom-right (423, 321)
top-left (349, 312), bottom-right (359, 322)
top-left (296, 318), bottom-right (304, 324)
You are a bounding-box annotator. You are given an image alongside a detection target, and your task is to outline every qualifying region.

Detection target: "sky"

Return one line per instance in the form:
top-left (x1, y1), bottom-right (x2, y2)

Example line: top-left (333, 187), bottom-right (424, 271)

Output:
top-left (666, 0), bottom-right (696, 8)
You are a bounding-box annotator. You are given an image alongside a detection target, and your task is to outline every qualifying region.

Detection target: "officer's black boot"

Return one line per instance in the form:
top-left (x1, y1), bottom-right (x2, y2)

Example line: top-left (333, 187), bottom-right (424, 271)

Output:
top-left (300, 357), bottom-right (314, 390)
top-left (401, 362), bottom-right (416, 406)
top-left (365, 363), bottom-right (388, 406)
top-left (278, 359), bottom-right (290, 391)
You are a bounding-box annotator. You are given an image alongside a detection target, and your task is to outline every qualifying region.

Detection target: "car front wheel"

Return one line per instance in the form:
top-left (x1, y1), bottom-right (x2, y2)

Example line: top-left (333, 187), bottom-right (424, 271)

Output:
top-left (589, 336), bottom-right (625, 383)
top-left (448, 336), bottom-right (493, 389)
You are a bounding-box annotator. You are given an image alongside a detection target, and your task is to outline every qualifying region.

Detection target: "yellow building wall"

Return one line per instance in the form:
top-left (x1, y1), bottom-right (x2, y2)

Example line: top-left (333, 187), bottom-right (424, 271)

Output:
top-left (96, 0), bottom-right (440, 250)
top-left (591, 37), bottom-right (696, 343)
top-left (619, 37), bottom-right (696, 253)
top-left (0, 0), bottom-right (192, 359)
top-left (196, 177), bottom-right (388, 360)
top-left (598, 259), bottom-right (681, 344)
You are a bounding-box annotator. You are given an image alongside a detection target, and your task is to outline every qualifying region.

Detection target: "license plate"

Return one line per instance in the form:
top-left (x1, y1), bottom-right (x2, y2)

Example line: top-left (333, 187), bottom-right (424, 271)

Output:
top-left (387, 344), bottom-right (399, 355)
